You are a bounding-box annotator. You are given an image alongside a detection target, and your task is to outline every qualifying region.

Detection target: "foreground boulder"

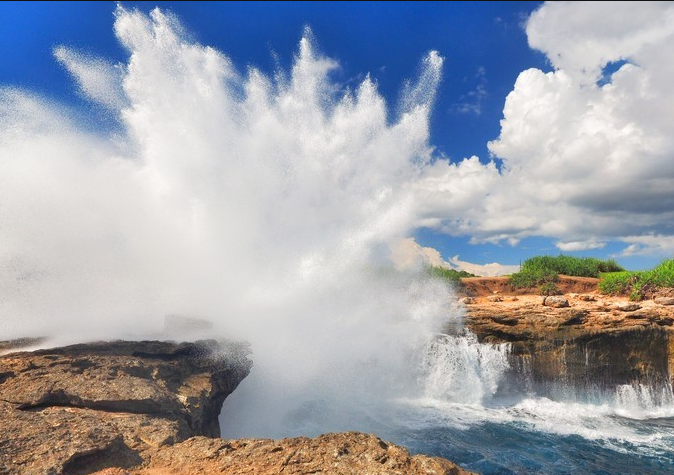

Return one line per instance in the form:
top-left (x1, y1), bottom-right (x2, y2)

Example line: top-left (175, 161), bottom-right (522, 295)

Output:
top-left (0, 339), bottom-right (252, 475)
top-left (0, 340), bottom-right (474, 475)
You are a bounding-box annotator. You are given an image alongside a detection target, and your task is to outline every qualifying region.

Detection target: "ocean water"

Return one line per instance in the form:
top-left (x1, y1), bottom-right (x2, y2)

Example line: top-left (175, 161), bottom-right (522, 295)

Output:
top-left (223, 332), bottom-right (674, 475)
top-left (392, 335), bottom-right (674, 475)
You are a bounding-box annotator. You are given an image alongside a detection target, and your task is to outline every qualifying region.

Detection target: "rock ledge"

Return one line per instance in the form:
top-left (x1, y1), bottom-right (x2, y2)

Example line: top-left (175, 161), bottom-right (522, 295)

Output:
top-left (0, 339), bottom-right (474, 475)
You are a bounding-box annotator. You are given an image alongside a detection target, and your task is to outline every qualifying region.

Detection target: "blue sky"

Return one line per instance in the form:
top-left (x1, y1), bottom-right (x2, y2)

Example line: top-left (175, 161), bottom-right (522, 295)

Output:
top-left (2, 1), bottom-right (673, 272)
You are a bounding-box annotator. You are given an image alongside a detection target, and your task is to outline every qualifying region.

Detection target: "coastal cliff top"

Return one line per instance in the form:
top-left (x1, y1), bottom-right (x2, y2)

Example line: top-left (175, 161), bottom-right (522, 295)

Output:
top-left (460, 276), bottom-right (674, 341)
top-left (460, 275), bottom-right (600, 297)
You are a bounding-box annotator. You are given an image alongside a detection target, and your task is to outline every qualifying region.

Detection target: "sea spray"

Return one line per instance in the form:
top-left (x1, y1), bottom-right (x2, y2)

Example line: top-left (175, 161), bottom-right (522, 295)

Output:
top-left (0, 5), bottom-right (460, 437)
top-left (0, 6), bottom-right (442, 340)
top-left (419, 333), bottom-right (511, 405)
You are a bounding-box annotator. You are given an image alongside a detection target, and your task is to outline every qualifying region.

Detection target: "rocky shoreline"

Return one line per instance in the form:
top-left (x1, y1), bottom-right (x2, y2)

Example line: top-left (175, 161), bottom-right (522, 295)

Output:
top-left (460, 276), bottom-right (674, 398)
top-left (4, 276), bottom-right (672, 474)
top-left (0, 338), bottom-right (474, 475)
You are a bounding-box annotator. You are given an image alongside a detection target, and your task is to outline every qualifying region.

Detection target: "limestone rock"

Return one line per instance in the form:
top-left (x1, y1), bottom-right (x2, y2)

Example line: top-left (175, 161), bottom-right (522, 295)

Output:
top-left (0, 340), bottom-right (252, 475)
top-left (615, 302), bottom-right (641, 312)
top-left (123, 432), bottom-right (475, 475)
top-left (0, 340), bottom-right (475, 475)
top-left (464, 293), bottom-right (674, 398)
top-left (543, 296), bottom-right (569, 308)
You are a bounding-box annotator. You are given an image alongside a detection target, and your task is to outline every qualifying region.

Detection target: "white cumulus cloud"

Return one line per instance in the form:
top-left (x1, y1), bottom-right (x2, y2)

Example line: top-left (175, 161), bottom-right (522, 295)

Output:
top-left (389, 238), bottom-right (517, 277)
top-left (417, 1), bottom-right (674, 258)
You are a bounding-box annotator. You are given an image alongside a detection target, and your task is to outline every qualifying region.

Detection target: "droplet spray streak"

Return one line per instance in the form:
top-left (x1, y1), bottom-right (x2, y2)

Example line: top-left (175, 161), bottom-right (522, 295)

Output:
top-left (0, 6), bottom-right (461, 437)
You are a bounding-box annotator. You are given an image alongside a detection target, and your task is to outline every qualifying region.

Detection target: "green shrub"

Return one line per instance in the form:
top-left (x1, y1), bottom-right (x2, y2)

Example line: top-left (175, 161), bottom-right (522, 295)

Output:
top-left (538, 282), bottom-right (562, 296)
top-left (597, 271), bottom-right (633, 295)
top-left (598, 258), bottom-right (674, 301)
top-left (509, 268), bottom-right (558, 288)
top-left (509, 255), bottom-right (624, 289)
top-left (427, 265), bottom-right (476, 282)
top-left (519, 255), bottom-right (623, 278)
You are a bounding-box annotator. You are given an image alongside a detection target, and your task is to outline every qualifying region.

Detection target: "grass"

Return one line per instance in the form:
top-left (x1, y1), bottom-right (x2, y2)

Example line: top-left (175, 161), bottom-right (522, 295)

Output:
top-left (428, 265), bottom-right (476, 283)
top-left (599, 258), bottom-right (674, 301)
top-left (538, 281), bottom-right (562, 296)
top-left (509, 255), bottom-right (624, 291)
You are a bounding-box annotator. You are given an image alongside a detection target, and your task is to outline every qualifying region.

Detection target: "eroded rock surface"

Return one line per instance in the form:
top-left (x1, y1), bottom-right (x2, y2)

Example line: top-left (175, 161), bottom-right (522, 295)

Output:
top-left (107, 432), bottom-right (474, 475)
top-left (0, 339), bottom-right (251, 475)
top-left (461, 287), bottom-right (674, 395)
top-left (0, 340), bottom-right (474, 475)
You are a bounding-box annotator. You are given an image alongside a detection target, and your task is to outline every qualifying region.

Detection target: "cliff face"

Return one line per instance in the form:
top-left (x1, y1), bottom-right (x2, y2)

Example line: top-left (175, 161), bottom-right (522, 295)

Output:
top-left (463, 290), bottom-right (674, 398)
top-left (0, 339), bottom-right (252, 475)
top-left (0, 339), bottom-right (474, 475)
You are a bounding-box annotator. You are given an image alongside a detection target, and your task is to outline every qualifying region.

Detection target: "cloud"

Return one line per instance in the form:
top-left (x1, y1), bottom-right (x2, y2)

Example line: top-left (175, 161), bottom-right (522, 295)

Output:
top-left (451, 66), bottom-right (488, 115)
top-left (389, 238), bottom-right (451, 271)
top-left (555, 240), bottom-right (606, 252)
top-left (389, 238), bottom-right (516, 276)
top-left (616, 235), bottom-right (674, 257)
top-left (446, 255), bottom-right (519, 277)
top-left (415, 2), bottom-right (674, 258)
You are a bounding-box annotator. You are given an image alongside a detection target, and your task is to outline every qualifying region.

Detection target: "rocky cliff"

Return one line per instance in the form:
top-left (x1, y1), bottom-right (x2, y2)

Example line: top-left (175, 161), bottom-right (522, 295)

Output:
top-left (0, 339), bottom-right (474, 475)
top-left (460, 279), bottom-right (674, 398)
top-left (0, 339), bottom-right (251, 474)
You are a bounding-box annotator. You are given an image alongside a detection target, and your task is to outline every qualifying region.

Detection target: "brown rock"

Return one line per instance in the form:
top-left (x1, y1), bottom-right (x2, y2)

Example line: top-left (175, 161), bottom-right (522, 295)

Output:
top-left (0, 340), bottom-right (252, 475)
top-left (543, 296), bottom-right (569, 308)
top-left (464, 293), bottom-right (674, 396)
top-left (0, 341), bottom-right (474, 475)
top-left (487, 295), bottom-right (503, 302)
top-left (615, 302), bottom-right (641, 312)
top-left (460, 275), bottom-right (599, 296)
top-left (655, 297), bottom-right (674, 306)
top-left (460, 297), bottom-right (475, 304)
top-left (130, 432), bottom-right (475, 475)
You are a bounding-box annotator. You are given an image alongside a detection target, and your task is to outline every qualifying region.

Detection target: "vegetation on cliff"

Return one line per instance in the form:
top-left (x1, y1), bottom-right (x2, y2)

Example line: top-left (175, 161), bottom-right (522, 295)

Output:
top-left (428, 265), bottom-right (476, 282)
top-left (509, 255), bottom-right (624, 295)
top-left (599, 258), bottom-right (674, 301)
